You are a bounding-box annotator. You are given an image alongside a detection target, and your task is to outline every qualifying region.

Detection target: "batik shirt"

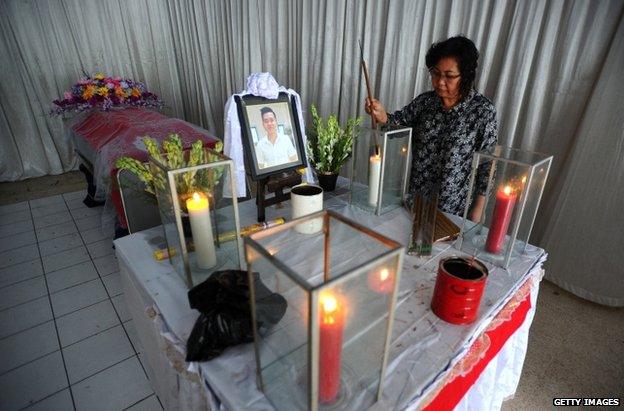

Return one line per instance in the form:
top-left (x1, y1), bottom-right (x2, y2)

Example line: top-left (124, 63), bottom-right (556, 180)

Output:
top-left (386, 90), bottom-right (498, 215)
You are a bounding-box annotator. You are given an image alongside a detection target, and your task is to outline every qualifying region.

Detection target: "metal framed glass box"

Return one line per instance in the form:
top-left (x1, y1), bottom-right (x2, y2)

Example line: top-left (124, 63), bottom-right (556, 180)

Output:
top-left (349, 126), bottom-right (412, 215)
top-left (244, 210), bottom-right (404, 410)
top-left (150, 147), bottom-right (243, 288)
top-left (456, 146), bottom-right (552, 268)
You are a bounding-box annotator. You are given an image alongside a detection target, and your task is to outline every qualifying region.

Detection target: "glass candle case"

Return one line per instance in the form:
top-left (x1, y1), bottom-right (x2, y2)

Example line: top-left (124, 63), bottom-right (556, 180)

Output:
top-left (150, 147), bottom-right (243, 288)
top-left (456, 146), bottom-right (552, 268)
top-left (244, 210), bottom-right (404, 411)
top-left (349, 126), bottom-right (412, 215)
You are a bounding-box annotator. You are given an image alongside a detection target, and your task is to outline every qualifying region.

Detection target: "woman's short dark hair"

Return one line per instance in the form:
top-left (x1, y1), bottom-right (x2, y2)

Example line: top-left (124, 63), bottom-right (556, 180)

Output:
top-left (425, 36), bottom-right (479, 100)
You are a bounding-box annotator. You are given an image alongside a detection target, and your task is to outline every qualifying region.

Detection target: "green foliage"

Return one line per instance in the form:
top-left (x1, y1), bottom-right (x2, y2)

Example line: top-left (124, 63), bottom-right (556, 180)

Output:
top-left (307, 105), bottom-right (361, 174)
top-left (115, 134), bottom-right (224, 199)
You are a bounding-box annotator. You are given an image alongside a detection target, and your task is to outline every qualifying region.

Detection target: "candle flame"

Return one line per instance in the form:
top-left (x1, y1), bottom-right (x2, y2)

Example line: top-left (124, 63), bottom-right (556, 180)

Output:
top-left (401, 146), bottom-right (407, 154)
top-left (503, 185), bottom-right (513, 195)
top-left (521, 176), bottom-right (527, 184)
top-left (320, 293), bottom-right (339, 325)
top-left (379, 268), bottom-right (389, 281)
top-left (192, 192), bottom-right (201, 202)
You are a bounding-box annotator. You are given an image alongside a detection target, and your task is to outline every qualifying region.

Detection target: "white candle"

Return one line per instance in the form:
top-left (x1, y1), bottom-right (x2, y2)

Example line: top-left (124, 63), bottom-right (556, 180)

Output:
top-left (368, 154), bottom-right (382, 206)
top-left (186, 192), bottom-right (217, 269)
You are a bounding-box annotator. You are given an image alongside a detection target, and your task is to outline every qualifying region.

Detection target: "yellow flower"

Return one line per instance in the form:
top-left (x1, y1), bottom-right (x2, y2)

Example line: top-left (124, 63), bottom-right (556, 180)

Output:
top-left (131, 87), bottom-right (141, 98)
top-left (82, 85), bottom-right (96, 99)
top-left (96, 87), bottom-right (109, 96)
top-left (114, 86), bottom-right (126, 98)
top-left (93, 73), bottom-right (105, 80)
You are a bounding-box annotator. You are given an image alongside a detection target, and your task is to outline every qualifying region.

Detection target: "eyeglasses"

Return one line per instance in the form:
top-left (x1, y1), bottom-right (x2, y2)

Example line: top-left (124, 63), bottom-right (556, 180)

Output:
top-left (429, 69), bottom-right (461, 81)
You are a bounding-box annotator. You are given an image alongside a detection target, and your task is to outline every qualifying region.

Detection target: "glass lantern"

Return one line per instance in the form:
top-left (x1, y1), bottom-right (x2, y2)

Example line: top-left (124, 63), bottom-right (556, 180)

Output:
top-left (349, 126), bottom-right (412, 215)
top-left (150, 147), bottom-right (243, 288)
top-left (456, 146), bottom-right (552, 268)
top-left (244, 210), bottom-right (404, 411)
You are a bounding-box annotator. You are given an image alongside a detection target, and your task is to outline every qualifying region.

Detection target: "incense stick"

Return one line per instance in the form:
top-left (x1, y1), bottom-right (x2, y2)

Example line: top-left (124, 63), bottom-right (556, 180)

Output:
top-left (359, 40), bottom-right (380, 153)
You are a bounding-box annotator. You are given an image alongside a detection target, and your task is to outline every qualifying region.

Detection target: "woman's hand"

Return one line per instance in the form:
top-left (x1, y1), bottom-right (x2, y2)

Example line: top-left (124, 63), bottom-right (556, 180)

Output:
top-left (364, 98), bottom-right (388, 124)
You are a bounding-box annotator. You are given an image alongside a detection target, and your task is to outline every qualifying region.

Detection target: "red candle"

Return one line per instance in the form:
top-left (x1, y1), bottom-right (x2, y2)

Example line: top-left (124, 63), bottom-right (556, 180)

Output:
top-left (485, 185), bottom-right (517, 253)
top-left (367, 267), bottom-right (394, 294)
top-left (319, 293), bottom-right (345, 403)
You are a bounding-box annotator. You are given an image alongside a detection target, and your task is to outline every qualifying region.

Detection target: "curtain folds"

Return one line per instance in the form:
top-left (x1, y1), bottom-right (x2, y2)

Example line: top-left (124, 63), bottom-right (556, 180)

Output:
top-left (1, 0), bottom-right (622, 304)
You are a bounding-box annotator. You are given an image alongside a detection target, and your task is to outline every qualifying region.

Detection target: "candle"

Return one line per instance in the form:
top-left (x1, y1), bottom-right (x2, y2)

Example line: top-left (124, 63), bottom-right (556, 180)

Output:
top-left (485, 185), bottom-right (517, 253)
top-left (367, 267), bottom-right (394, 294)
top-left (319, 292), bottom-right (345, 403)
top-left (186, 192), bottom-right (217, 269)
top-left (368, 154), bottom-right (382, 206)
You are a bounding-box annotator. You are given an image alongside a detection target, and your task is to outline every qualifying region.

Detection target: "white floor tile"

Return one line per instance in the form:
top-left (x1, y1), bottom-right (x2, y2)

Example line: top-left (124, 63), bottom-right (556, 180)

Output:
top-left (92, 254), bottom-right (119, 276)
top-left (0, 209), bottom-right (31, 224)
top-left (63, 325), bottom-right (134, 384)
top-left (23, 388), bottom-right (73, 411)
top-left (42, 246), bottom-right (90, 273)
top-left (0, 219), bottom-right (33, 238)
top-left (33, 210), bottom-right (73, 229)
top-left (0, 259), bottom-right (43, 289)
top-left (0, 351), bottom-right (68, 410)
top-left (86, 239), bottom-right (114, 259)
top-left (29, 195), bottom-right (64, 209)
top-left (70, 206), bottom-right (102, 220)
top-left (38, 232), bottom-right (84, 258)
top-left (0, 244), bottom-right (39, 269)
top-left (50, 279), bottom-right (108, 317)
top-left (0, 230), bottom-right (37, 253)
top-left (0, 297), bottom-right (52, 339)
top-left (111, 294), bottom-right (131, 322)
top-left (31, 202), bottom-right (68, 218)
top-left (63, 190), bottom-right (87, 201)
top-left (75, 215), bottom-right (101, 232)
top-left (0, 276), bottom-right (47, 311)
top-left (0, 201), bottom-right (28, 216)
top-left (36, 221), bottom-right (78, 242)
top-left (80, 226), bottom-right (109, 245)
top-left (0, 321), bottom-right (59, 375)
top-left (126, 394), bottom-right (162, 410)
top-left (57, 300), bottom-right (120, 347)
top-left (46, 260), bottom-right (99, 294)
top-left (71, 356), bottom-right (152, 411)
top-left (123, 320), bottom-right (143, 354)
top-left (65, 197), bottom-right (88, 210)
top-left (102, 272), bottom-right (122, 297)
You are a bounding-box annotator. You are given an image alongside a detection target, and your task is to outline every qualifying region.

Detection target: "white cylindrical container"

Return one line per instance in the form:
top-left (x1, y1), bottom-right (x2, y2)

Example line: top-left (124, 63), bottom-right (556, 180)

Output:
top-left (368, 154), bottom-right (382, 206)
top-left (186, 192), bottom-right (217, 269)
top-left (290, 184), bottom-right (324, 234)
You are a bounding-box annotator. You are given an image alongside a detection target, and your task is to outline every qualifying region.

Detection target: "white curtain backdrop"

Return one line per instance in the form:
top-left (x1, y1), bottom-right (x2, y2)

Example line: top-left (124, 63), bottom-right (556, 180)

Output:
top-left (1, 0), bottom-right (622, 305)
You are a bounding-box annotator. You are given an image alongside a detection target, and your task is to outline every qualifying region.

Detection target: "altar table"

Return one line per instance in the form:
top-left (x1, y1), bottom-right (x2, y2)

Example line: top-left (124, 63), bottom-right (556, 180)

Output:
top-left (114, 182), bottom-right (546, 410)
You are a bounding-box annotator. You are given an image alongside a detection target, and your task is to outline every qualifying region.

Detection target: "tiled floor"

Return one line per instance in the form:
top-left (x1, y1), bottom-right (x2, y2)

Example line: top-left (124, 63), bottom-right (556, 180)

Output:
top-left (0, 190), bottom-right (161, 411)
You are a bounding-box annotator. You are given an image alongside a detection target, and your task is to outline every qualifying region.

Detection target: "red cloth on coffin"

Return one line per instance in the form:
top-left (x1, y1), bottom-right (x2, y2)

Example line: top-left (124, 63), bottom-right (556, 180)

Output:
top-left (71, 108), bottom-right (219, 229)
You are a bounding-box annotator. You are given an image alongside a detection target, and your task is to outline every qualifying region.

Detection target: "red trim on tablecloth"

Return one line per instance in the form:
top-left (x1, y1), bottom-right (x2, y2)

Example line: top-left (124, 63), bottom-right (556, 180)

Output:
top-left (423, 289), bottom-right (532, 411)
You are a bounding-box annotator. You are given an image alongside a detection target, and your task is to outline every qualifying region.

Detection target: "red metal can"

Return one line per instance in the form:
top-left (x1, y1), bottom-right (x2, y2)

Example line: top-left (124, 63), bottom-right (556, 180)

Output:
top-left (431, 256), bottom-right (489, 325)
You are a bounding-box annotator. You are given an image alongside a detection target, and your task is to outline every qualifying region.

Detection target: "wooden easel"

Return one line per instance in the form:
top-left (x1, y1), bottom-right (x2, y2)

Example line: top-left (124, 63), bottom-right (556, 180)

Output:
top-left (255, 171), bottom-right (302, 222)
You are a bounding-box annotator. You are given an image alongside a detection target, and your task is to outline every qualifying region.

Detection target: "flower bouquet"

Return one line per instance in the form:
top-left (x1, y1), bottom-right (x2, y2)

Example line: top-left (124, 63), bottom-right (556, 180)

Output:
top-left (50, 72), bottom-right (163, 115)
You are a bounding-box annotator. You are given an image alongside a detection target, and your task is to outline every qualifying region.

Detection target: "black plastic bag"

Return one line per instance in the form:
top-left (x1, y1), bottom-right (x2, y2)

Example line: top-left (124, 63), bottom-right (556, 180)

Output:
top-left (186, 270), bottom-right (287, 362)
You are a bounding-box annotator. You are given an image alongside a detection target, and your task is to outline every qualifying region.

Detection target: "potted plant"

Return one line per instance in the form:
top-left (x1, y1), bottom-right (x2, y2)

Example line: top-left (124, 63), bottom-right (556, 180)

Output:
top-left (307, 105), bottom-right (361, 191)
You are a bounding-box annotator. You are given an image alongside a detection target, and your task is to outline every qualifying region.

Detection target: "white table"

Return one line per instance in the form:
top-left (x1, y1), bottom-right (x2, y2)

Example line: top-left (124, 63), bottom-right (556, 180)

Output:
top-left (114, 182), bottom-right (546, 410)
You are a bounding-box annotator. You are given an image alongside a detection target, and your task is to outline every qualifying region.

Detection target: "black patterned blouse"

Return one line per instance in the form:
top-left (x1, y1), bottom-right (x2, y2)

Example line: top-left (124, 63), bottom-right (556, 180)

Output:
top-left (386, 90), bottom-right (498, 215)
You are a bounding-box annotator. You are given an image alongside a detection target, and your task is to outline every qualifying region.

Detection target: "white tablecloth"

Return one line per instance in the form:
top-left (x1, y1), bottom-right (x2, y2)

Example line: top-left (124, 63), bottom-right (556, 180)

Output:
top-left (114, 180), bottom-right (546, 410)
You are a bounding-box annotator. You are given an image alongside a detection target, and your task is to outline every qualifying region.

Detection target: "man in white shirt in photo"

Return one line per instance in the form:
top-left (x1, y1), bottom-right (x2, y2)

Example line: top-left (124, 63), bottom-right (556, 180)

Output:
top-left (255, 106), bottom-right (298, 169)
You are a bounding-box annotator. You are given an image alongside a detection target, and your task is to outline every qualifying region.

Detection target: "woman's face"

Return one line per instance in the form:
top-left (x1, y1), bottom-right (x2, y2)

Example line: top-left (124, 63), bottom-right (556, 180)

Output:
top-left (430, 57), bottom-right (462, 101)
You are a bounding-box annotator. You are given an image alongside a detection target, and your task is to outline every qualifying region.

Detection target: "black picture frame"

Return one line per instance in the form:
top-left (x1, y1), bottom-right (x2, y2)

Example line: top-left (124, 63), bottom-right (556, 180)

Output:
top-left (235, 92), bottom-right (307, 181)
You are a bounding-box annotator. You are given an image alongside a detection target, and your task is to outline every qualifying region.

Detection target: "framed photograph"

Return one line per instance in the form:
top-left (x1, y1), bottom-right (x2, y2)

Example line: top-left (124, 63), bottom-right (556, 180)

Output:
top-left (235, 92), bottom-right (307, 180)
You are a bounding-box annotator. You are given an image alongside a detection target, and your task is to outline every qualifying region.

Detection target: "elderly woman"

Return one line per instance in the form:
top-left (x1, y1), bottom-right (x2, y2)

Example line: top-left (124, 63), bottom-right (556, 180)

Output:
top-left (366, 36), bottom-right (497, 220)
